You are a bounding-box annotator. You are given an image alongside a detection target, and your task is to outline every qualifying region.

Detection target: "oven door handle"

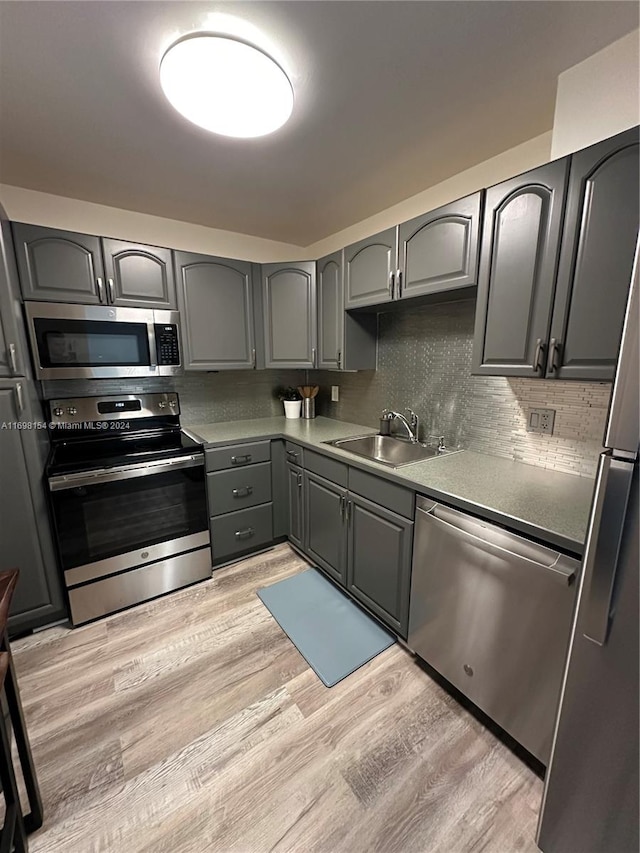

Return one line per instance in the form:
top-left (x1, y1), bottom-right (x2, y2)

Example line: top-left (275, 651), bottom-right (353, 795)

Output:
top-left (48, 454), bottom-right (203, 491)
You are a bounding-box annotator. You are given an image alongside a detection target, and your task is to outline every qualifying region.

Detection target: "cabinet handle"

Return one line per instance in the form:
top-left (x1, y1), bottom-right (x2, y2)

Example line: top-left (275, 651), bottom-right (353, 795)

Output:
top-left (533, 338), bottom-right (546, 374)
top-left (389, 271), bottom-right (395, 300)
top-left (396, 269), bottom-right (402, 299)
top-left (286, 450), bottom-right (299, 462)
top-left (346, 499), bottom-right (352, 525)
top-left (7, 343), bottom-right (18, 375)
top-left (14, 382), bottom-right (24, 414)
top-left (340, 494), bottom-right (346, 520)
top-left (107, 278), bottom-right (115, 303)
top-left (232, 486), bottom-right (253, 499)
top-left (336, 349), bottom-right (342, 369)
top-left (311, 347), bottom-right (317, 368)
top-left (96, 277), bottom-right (105, 303)
top-left (297, 472), bottom-right (303, 488)
top-left (235, 527), bottom-right (255, 541)
top-left (548, 338), bottom-right (561, 373)
top-left (231, 454), bottom-right (252, 465)
top-left (251, 348), bottom-right (256, 368)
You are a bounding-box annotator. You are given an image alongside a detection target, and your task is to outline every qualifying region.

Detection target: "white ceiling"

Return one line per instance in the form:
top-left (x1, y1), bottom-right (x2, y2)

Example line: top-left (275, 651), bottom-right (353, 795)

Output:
top-left (0, 1), bottom-right (637, 246)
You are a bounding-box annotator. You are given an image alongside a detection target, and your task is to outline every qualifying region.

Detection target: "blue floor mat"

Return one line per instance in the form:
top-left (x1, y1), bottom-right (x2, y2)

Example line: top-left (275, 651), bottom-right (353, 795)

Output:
top-left (257, 568), bottom-right (395, 687)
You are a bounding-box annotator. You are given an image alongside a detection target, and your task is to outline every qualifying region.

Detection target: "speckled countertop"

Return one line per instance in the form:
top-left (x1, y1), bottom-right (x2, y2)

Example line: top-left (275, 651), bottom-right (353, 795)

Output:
top-left (186, 416), bottom-right (595, 554)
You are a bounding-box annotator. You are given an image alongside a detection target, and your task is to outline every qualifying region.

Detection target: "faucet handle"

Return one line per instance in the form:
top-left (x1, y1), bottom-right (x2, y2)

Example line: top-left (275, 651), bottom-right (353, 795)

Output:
top-left (405, 408), bottom-right (418, 427)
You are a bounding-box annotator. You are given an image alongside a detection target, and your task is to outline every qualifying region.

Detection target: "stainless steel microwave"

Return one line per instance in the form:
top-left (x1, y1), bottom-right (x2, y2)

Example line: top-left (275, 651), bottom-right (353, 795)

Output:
top-left (25, 302), bottom-right (182, 380)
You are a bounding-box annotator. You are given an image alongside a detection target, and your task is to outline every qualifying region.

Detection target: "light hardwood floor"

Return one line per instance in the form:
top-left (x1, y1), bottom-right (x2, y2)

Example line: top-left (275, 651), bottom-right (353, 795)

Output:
top-left (14, 544), bottom-right (543, 853)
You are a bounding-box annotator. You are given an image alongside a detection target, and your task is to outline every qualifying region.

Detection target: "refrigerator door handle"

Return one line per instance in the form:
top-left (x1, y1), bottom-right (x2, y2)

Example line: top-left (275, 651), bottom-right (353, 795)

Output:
top-left (582, 454), bottom-right (634, 646)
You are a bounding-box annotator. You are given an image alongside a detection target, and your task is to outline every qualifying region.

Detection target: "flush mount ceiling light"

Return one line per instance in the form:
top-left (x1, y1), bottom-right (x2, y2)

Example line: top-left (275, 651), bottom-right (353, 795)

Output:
top-left (160, 34), bottom-right (294, 138)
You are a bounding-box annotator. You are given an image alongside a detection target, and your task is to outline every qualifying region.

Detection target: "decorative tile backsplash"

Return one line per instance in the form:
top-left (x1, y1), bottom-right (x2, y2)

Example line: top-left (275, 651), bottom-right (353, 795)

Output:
top-left (41, 299), bottom-right (610, 479)
top-left (315, 300), bottom-right (611, 478)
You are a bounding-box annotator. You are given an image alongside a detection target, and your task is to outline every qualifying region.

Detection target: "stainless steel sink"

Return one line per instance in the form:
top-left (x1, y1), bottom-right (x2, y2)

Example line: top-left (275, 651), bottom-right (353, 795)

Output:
top-left (324, 434), bottom-right (456, 468)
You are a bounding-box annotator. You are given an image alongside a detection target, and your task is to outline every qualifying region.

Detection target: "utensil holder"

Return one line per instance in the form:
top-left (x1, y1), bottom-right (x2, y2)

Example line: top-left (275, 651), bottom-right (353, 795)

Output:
top-left (302, 398), bottom-right (316, 419)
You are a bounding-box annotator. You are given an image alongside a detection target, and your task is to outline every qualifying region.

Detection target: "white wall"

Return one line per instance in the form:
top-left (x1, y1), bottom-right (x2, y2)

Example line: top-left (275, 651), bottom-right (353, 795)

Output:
top-left (0, 184), bottom-right (305, 263)
top-left (551, 29), bottom-right (640, 159)
top-left (306, 133), bottom-right (552, 258)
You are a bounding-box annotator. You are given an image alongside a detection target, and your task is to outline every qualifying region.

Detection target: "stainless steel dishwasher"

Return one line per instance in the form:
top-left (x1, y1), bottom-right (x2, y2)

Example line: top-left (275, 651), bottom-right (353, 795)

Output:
top-left (408, 497), bottom-right (580, 764)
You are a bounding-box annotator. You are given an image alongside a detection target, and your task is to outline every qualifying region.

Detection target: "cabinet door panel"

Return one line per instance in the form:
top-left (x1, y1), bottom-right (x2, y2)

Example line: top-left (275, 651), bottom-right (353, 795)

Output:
top-left (549, 128), bottom-right (639, 380)
top-left (304, 472), bottom-right (347, 585)
top-left (346, 494), bottom-right (413, 637)
top-left (103, 239), bottom-right (176, 309)
top-left (287, 464), bottom-right (304, 550)
top-left (317, 252), bottom-right (343, 369)
top-left (176, 252), bottom-right (255, 370)
top-left (399, 192), bottom-right (482, 298)
top-left (472, 160), bottom-right (568, 377)
top-left (344, 228), bottom-right (397, 309)
top-left (0, 384), bottom-right (65, 632)
top-left (263, 262), bottom-right (316, 368)
top-left (12, 223), bottom-right (104, 303)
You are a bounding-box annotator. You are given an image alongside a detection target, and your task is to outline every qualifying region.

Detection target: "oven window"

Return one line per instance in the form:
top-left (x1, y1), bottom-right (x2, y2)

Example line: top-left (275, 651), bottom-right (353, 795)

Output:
top-left (34, 318), bottom-right (150, 367)
top-left (51, 466), bottom-right (207, 569)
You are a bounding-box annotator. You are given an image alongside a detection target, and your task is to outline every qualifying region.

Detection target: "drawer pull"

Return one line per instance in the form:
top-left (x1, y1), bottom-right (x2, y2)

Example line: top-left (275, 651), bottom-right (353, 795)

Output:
top-left (232, 486), bottom-right (253, 499)
top-left (231, 454), bottom-right (252, 465)
top-left (286, 450), bottom-right (299, 461)
top-left (235, 527), bottom-right (255, 541)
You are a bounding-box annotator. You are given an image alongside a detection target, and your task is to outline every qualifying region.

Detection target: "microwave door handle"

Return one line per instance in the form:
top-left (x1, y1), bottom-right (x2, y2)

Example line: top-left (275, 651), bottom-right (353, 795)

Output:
top-left (147, 323), bottom-right (158, 371)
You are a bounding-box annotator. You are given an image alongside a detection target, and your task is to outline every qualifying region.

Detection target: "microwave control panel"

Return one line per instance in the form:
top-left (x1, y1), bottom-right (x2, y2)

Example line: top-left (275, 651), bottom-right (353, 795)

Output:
top-left (155, 324), bottom-right (181, 365)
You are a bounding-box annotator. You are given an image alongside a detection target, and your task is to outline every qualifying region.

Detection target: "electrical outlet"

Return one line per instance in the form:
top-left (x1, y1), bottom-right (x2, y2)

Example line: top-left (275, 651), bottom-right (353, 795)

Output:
top-left (331, 385), bottom-right (340, 402)
top-left (527, 408), bottom-right (555, 435)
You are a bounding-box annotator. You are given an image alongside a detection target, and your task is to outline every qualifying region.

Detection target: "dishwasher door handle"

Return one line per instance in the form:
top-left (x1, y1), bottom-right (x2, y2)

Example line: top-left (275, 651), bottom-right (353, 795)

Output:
top-left (417, 503), bottom-right (577, 585)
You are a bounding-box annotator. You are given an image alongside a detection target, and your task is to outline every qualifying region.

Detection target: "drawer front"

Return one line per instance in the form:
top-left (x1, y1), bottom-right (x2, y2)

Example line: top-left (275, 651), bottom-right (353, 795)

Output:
top-left (305, 449), bottom-right (348, 487)
top-left (207, 462), bottom-right (272, 516)
top-left (210, 503), bottom-right (273, 561)
top-left (348, 467), bottom-right (414, 519)
top-left (205, 440), bottom-right (271, 472)
top-left (284, 441), bottom-right (304, 467)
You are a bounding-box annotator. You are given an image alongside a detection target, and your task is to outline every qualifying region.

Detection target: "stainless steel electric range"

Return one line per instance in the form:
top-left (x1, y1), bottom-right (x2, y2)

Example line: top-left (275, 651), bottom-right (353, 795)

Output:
top-left (46, 392), bottom-right (211, 626)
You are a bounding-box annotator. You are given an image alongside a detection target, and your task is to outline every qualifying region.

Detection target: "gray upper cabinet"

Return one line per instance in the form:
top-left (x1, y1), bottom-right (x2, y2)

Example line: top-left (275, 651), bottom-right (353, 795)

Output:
top-left (398, 192), bottom-right (482, 299)
top-left (547, 127), bottom-right (639, 381)
top-left (263, 261), bottom-right (317, 369)
top-left (346, 492), bottom-right (413, 637)
top-left (103, 239), bottom-right (176, 309)
top-left (12, 222), bottom-right (105, 304)
top-left (304, 471), bottom-right (347, 585)
top-left (0, 382), bottom-right (65, 634)
top-left (472, 159), bottom-right (569, 377)
top-left (0, 210), bottom-right (29, 378)
top-left (175, 251), bottom-right (256, 371)
top-left (344, 227), bottom-right (398, 309)
top-left (317, 251), bottom-right (377, 371)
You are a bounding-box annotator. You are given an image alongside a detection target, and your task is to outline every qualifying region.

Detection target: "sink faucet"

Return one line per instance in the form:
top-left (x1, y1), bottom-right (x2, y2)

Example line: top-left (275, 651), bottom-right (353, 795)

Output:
top-left (380, 408), bottom-right (420, 443)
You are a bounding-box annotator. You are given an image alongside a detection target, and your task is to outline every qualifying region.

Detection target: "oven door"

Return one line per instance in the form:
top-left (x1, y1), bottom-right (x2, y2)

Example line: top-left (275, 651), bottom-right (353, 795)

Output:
top-left (25, 302), bottom-right (163, 379)
top-left (48, 455), bottom-right (209, 586)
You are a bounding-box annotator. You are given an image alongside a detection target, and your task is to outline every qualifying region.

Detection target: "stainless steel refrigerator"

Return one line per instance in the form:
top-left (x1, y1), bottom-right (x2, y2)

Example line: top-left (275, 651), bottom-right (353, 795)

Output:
top-left (537, 241), bottom-right (639, 852)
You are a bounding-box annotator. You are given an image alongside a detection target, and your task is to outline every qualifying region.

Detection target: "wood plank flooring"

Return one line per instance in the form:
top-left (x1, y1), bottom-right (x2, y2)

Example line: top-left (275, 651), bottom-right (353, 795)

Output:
top-left (13, 544), bottom-right (543, 853)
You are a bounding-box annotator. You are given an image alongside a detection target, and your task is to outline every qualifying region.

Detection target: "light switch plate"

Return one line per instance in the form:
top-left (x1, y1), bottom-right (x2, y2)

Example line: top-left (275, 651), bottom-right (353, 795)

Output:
top-left (527, 408), bottom-right (555, 434)
top-left (331, 385), bottom-right (340, 402)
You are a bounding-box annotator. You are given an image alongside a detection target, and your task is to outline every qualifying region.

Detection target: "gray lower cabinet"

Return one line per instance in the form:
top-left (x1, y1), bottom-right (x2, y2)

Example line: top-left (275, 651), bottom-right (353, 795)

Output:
top-left (12, 222), bottom-right (105, 304)
top-left (398, 192), bottom-right (482, 299)
top-left (286, 463), bottom-right (305, 550)
top-left (344, 228), bottom-right (398, 309)
top-left (0, 381), bottom-right (66, 634)
top-left (547, 127), bottom-right (639, 381)
top-left (317, 251), bottom-right (377, 371)
top-left (304, 471), bottom-right (347, 584)
top-left (103, 239), bottom-right (177, 309)
top-left (472, 159), bottom-right (569, 377)
top-left (346, 493), bottom-right (413, 637)
top-left (262, 262), bottom-right (317, 368)
top-left (175, 251), bottom-right (256, 370)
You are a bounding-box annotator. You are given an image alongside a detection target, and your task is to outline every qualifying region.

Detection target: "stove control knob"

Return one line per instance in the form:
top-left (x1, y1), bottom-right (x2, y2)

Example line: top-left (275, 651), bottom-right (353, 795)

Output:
top-left (169, 400), bottom-right (176, 407)
top-left (68, 406), bottom-right (77, 416)
top-left (158, 401), bottom-right (167, 409)
top-left (53, 407), bottom-right (64, 417)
